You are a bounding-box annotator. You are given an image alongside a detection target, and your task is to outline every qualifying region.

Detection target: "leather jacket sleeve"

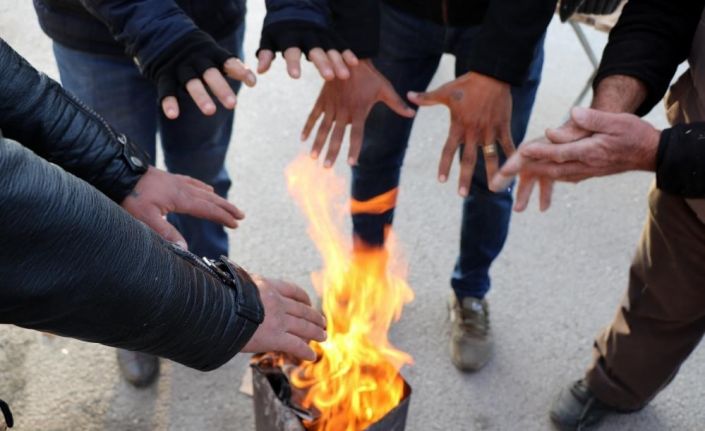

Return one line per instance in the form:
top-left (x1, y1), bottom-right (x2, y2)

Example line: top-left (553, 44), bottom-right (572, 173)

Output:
top-left (0, 137), bottom-right (264, 371)
top-left (0, 38), bottom-right (148, 203)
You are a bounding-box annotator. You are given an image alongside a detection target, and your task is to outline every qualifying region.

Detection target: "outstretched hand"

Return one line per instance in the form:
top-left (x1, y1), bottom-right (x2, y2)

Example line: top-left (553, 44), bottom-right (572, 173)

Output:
top-left (243, 276), bottom-right (327, 362)
top-left (121, 167), bottom-right (244, 249)
top-left (408, 72), bottom-right (513, 197)
top-left (301, 59), bottom-right (416, 167)
top-left (490, 107), bottom-right (661, 211)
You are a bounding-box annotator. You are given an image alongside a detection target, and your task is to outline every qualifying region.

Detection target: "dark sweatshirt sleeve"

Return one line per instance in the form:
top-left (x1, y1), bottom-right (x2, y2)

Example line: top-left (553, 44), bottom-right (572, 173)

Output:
top-left (0, 137), bottom-right (262, 371)
top-left (465, 0), bottom-right (556, 85)
top-left (594, 0), bottom-right (705, 116)
top-left (656, 123), bottom-right (705, 197)
top-left (262, 0), bottom-right (380, 58)
top-left (0, 39), bottom-right (148, 203)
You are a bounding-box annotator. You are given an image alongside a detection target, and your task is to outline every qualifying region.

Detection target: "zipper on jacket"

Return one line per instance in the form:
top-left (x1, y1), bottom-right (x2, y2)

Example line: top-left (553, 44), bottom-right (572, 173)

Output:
top-left (442, 0), bottom-right (449, 24)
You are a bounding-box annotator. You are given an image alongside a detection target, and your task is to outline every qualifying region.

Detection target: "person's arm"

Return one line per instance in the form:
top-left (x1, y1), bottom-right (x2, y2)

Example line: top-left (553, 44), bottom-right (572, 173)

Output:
top-left (594, 0), bottom-right (705, 116)
top-left (466, 0), bottom-right (556, 85)
top-left (0, 137), bottom-right (325, 367)
top-left (257, 0), bottom-right (379, 80)
top-left (0, 38), bottom-right (146, 203)
top-left (0, 39), bottom-right (245, 247)
top-left (77, 0), bottom-right (255, 118)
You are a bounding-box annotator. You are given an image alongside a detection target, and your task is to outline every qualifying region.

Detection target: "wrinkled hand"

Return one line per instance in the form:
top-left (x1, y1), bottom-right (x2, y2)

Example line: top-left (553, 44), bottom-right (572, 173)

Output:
top-left (408, 72), bottom-right (513, 197)
top-left (257, 21), bottom-right (358, 81)
top-left (491, 107), bottom-right (660, 211)
top-left (302, 60), bottom-right (416, 167)
top-left (121, 166), bottom-right (244, 249)
top-left (243, 276), bottom-right (327, 361)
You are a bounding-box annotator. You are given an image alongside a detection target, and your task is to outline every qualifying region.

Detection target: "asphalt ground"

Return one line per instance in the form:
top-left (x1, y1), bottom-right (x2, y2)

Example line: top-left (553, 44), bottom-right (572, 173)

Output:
top-left (1, 1), bottom-right (703, 430)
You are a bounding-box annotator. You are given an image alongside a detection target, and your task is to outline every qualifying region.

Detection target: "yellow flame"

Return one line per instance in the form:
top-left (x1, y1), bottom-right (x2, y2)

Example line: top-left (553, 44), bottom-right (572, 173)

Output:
top-left (285, 155), bottom-right (414, 431)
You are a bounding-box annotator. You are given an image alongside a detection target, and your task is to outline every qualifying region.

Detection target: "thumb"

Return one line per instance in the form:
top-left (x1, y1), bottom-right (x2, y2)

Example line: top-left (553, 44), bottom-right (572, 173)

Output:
top-left (570, 107), bottom-right (617, 134)
top-left (380, 85), bottom-right (416, 118)
top-left (148, 214), bottom-right (188, 250)
top-left (407, 87), bottom-right (447, 107)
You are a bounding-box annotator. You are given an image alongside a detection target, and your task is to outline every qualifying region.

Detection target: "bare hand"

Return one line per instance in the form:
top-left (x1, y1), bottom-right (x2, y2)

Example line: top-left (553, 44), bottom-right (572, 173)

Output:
top-left (121, 167), bottom-right (245, 249)
top-left (243, 276), bottom-right (327, 361)
top-left (162, 58), bottom-right (257, 120)
top-left (258, 47), bottom-right (358, 81)
top-left (408, 72), bottom-right (513, 197)
top-left (491, 107), bottom-right (661, 211)
top-left (302, 59), bottom-right (416, 167)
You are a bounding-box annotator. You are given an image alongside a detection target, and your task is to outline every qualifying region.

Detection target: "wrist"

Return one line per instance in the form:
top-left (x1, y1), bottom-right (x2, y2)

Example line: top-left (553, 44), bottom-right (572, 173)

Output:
top-left (639, 127), bottom-right (662, 172)
top-left (591, 75), bottom-right (647, 114)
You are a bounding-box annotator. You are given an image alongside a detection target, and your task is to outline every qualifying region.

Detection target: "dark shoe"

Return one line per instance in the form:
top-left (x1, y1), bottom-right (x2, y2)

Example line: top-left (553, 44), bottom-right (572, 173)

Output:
top-left (449, 295), bottom-right (493, 371)
top-left (550, 379), bottom-right (636, 430)
top-left (116, 349), bottom-right (160, 388)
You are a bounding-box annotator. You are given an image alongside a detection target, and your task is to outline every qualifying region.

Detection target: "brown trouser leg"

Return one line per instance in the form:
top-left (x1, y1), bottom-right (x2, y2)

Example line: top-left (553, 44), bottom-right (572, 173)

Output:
top-left (586, 185), bottom-right (705, 411)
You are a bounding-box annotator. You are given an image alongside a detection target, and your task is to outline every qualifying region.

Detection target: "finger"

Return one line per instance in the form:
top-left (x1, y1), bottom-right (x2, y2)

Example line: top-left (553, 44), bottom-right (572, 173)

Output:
top-left (284, 47), bottom-right (303, 79)
top-left (284, 298), bottom-right (327, 330)
top-left (183, 176), bottom-right (214, 192)
top-left (514, 174), bottom-right (537, 212)
top-left (324, 121), bottom-right (347, 168)
top-left (147, 213), bottom-right (188, 250)
top-left (257, 49), bottom-right (275, 74)
top-left (380, 84), bottom-right (416, 118)
top-left (284, 315), bottom-right (327, 342)
top-left (326, 49), bottom-right (350, 80)
top-left (341, 50), bottom-right (359, 67)
top-left (185, 79), bottom-right (216, 116)
top-left (347, 115), bottom-right (365, 165)
top-left (223, 57), bottom-right (257, 87)
top-left (438, 124), bottom-right (463, 183)
top-left (279, 333), bottom-right (317, 362)
top-left (312, 114), bottom-right (334, 161)
top-left (521, 138), bottom-right (598, 164)
top-left (570, 106), bottom-right (620, 134)
top-left (458, 131), bottom-right (478, 197)
top-left (202, 67), bottom-right (237, 109)
top-left (408, 87), bottom-right (448, 107)
top-left (176, 188), bottom-right (241, 228)
top-left (546, 120), bottom-right (591, 143)
top-left (490, 152), bottom-right (526, 192)
top-left (274, 280), bottom-right (313, 306)
top-left (302, 101), bottom-right (324, 144)
top-left (538, 178), bottom-right (554, 212)
top-left (194, 186), bottom-right (246, 220)
top-left (161, 96), bottom-right (180, 119)
top-left (498, 127), bottom-right (515, 157)
top-left (308, 48), bottom-right (335, 80)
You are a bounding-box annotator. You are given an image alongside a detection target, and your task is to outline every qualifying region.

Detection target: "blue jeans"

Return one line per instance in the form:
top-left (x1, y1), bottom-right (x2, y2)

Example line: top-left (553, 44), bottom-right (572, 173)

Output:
top-left (352, 4), bottom-right (544, 299)
top-left (52, 26), bottom-right (244, 259)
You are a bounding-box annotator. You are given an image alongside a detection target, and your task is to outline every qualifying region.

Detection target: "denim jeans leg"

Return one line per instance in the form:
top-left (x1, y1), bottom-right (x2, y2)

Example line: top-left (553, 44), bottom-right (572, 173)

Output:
top-left (159, 26), bottom-right (245, 259)
top-left (449, 35), bottom-right (546, 299)
top-left (52, 43), bottom-right (158, 160)
top-left (352, 4), bottom-right (443, 247)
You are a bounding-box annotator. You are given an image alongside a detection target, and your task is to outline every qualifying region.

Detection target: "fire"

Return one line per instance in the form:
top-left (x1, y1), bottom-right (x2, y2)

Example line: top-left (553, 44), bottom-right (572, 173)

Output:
top-left (285, 155), bottom-right (414, 431)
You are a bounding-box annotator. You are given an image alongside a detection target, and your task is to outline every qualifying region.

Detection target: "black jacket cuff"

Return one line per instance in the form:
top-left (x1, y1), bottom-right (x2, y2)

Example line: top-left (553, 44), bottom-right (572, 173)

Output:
top-left (656, 123), bottom-right (705, 198)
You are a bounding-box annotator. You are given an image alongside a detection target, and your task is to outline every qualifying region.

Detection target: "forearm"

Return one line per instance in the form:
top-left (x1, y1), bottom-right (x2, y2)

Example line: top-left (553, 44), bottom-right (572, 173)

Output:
top-left (0, 39), bottom-right (147, 202)
top-left (0, 138), bottom-right (262, 371)
top-left (590, 74), bottom-right (648, 113)
top-left (594, 0), bottom-right (704, 115)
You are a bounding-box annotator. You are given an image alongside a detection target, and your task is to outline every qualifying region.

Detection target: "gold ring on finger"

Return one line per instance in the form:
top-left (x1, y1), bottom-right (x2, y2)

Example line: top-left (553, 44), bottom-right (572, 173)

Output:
top-left (482, 144), bottom-right (498, 157)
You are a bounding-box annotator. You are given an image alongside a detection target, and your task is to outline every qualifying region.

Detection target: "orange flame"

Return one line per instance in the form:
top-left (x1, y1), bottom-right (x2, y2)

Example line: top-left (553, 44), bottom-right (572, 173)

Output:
top-left (285, 155), bottom-right (414, 431)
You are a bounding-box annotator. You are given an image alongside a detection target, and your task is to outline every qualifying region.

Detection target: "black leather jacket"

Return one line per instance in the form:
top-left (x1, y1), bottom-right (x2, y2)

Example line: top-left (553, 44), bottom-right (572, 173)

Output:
top-left (0, 39), bottom-right (264, 371)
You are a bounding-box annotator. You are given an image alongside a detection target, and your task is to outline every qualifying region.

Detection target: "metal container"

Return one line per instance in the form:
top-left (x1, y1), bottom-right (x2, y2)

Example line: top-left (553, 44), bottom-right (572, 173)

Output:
top-left (251, 358), bottom-right (411, 431)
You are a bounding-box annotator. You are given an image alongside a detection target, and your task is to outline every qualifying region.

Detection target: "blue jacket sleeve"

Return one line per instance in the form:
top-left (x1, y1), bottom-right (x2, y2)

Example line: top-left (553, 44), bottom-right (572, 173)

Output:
top-left (77, 0), bottom-right (199, 72)
top-left (264, 0), bottom-right (330, 28)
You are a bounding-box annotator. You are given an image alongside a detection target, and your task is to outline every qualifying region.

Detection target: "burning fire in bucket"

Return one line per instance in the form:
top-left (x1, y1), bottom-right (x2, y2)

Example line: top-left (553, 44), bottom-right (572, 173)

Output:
top-left (283, 155), bottom-right (415, 431)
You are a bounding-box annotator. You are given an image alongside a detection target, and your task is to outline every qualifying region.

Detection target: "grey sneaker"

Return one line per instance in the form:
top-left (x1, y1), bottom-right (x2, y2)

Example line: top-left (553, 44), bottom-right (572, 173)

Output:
top-left (116, 349), bottom-right (160, 388)
top-left (449, 295), bottom-right (493, 371)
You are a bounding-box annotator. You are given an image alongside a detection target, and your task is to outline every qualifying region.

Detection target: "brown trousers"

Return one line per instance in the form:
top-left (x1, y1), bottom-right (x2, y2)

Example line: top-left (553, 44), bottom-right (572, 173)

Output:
top-left (586, 185), bottom-right (705, 411)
